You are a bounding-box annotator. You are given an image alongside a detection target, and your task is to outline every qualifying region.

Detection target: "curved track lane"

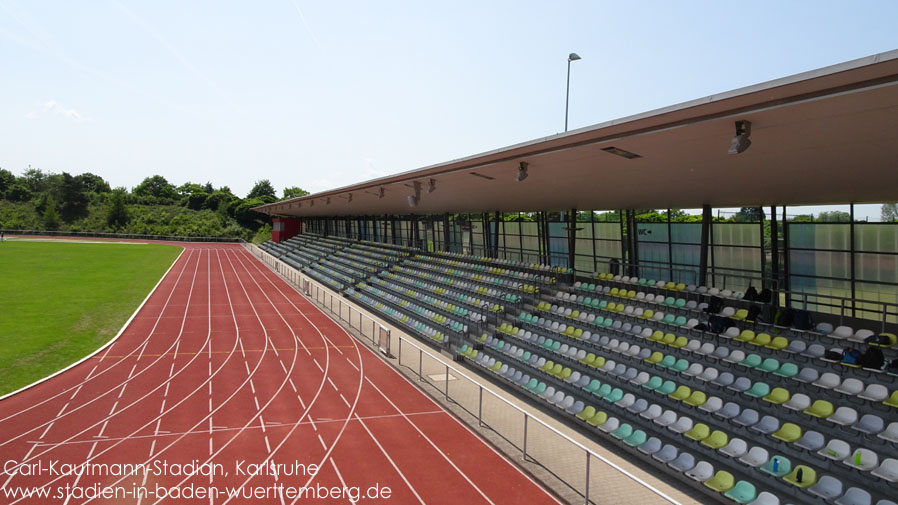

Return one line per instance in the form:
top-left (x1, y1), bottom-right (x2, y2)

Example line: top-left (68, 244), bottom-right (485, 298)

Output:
top-left (0, 243), bottom-right (561, 505)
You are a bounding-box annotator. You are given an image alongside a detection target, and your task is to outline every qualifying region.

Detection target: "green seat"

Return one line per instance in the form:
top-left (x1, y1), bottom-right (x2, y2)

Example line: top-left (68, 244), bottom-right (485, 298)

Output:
top-left (576, 405), bottom-right (597, 421)
top-left (533, 382), bottom-right (547, 395)
top-left (739, 354), bottom-right (763, 368)
top-left (586, 411), bottom-right (608, 427)
top-left (611, 423), bottom-right (633, 440)
top-left (662, 314), bottom-right (676, 325)
top-left (596, 384), bottom-right (612, 398)
top-left (704, 471), bottom-right (735, 493)
top-left (643, 376), bottom-right (663, 390)
top-left (671, 358), bottom-right (690, 372)
top-left (605, 388), bottom-right (624, 403)
top-left (885, 390), bottom-right (898, 408)
top-left (701, 430), bottom-right (729, 449)
top-left (674, 315), bottom-right (688, 326)
top-left (659, 355), bottom-right (677, 368)
top-left (550, 341), bottom-right (561, 352)
top-left (542, 339), bottom-right (554, 350)
top-left (723, 481), bottom-right (757, 504)
top-left (602, 318), bottom-right (612, 327)
top-left (782, 465), bottom-right (816, 488)
top-left (758, 358), bottom-right (779, 373)
top-left (764, 387), bottom-right (790, 405)
top-left (656, 380), bottom-right (677, 396)
top-left (773, 362), bottom-right (799, 378)
top-left (525, 378), bottom-right (539, 391)
top-left (520, 351), bottom-right (531, 362)
top-left (744, 382), bottom-right (770, 398)
top-left (584, 379), bottom-right (602, 394)
top-left (684, 390), bottom-right (707, 407)
top-left (685, 422), bottom-right (710, 441)
top-left (675, 298), bottom-right (687, 309)
top-left (765, 336), bottom-right (788, 350)
top-left (624, 429), bottom-right (648, 447)
top-left (645, 352), bottom-right (664, 364)
top-left (760, 455), bottom-right (791, 477)
top-left (771, 422), bottom-right (801, 443)
top-left (804, 400), bottom-right (834, 418)
top-left (669, 385), bottom-right (691, 401)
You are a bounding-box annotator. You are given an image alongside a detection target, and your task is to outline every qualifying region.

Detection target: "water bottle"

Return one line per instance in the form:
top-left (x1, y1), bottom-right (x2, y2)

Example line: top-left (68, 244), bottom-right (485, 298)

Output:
top-left (772, 457), bottom-right (779, 473)
top-left (796, 468), bottom-right (803, 483)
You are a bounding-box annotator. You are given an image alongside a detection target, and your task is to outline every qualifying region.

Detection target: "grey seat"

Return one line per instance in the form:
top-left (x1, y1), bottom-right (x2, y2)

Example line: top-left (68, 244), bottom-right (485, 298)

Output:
top-left (636, 348), bottom-right (652, 360)
top-left (802, 344), bottom-right (826, 359)
top-left (699, 396), bottom-right (723, 413)
top-left (751, 415), bottom-right (780, 434)
top-left (808, 475), bottom-right (844, 501)
top-left (668, 452), bottom-right (696, 472)
top-left (712, 372), bottom-right (735, 387)
top-left (685, 460), bottom-right (714, 481)
top-left (653, 444), bottom-right (678, 463)
top-left (793, 366), bottom-right (820, 383)
top-left (786, 340), bottom-right (807, 354)
top-left (728, 376), bottom-right (752, 392)
top-left (712, 346), bottom-right (731, 360)
top-left (733, 408), bottom-right (760, 427)
top-left (714, 402), bottom-right (741, 420)
top-left (739, 446), bottom-right (769, 468)
top-left (795, 430), bottom-right (825, 451)
top-left (628, 398), bottom-right (649, 415)
top-left (854, 414), bottom-right (885, 435)
top-left (641, 404), bottom-right (663, 420)
top-left (749, 492), bottom-right (781, 505)
top-left (621, 367), bottom-right (639, 382)
top-left (638, 436), bottom-right (662, 455)
top-left (835, 487), bottom-right (872, 505)
top-left (783, 393), bottom-right (811, 411)
top-left (719, 438), bottom-right (748, 458)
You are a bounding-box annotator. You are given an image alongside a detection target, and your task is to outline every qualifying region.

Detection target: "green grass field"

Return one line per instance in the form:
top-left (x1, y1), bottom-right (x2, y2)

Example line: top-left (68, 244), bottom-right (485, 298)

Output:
top-left (0, 240), bottom-right (182, 396)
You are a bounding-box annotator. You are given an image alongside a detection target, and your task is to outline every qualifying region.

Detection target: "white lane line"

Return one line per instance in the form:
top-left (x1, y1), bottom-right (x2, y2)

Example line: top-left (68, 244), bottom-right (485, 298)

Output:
top-left (346, 358), bottom-right (359, 372)
top-left (63, 441), bottom-right (97, 505)
top-left (312, 358), bottom-right (323, 372)
top-left (327, 377), bottom-right (338, 391)
top-left (316, 434), bottom-right (327, 450)
top-left (339, 394), bottom-right (350, 408)
top-left (365, 376), bottom-right (496, 505)
top-left (354, 412), bottom-right (426, 505)
top-left (116, 383), bottom-right (127, 399)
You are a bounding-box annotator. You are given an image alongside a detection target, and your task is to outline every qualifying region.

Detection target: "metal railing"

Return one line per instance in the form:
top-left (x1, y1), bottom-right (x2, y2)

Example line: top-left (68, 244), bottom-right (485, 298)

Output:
top-left (0, 229), bottom-right (243, 242)
top-left (244, 242), bottom-right (683, 505)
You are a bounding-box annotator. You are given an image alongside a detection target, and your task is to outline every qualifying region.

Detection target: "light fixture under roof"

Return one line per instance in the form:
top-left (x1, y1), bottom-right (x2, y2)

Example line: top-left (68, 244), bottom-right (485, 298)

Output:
top-left (516, 161), bottom-right (529, 182)
top-left (469, 172), bottom-right (495, 180)
top-left (408, 181), bottom-right (422, 208)
top-left (347, 193), bottom-right (353, 203)
top-left (427, 178), bottom-right (436, 193)
top-left (601, 146), bottom-right (642, 159)
top-left (378, 187), bottom-right (385, 199)
top-left (728, 120), bottom-right (752, 155)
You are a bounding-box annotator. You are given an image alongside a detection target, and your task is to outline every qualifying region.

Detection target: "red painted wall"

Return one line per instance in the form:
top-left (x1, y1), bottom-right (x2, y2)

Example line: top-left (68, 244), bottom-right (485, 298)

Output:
top-left (271, 218), bottom-right (301, 242)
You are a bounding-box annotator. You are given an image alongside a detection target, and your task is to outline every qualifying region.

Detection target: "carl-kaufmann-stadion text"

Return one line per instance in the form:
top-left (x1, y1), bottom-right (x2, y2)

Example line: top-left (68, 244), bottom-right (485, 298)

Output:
top-left (4, 460), bottom-right (318, 478)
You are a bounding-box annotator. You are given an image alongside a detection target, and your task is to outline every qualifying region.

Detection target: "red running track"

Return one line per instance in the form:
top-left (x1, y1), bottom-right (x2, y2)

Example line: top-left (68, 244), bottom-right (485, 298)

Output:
top-left (0, 244), bottom-right (561, 505)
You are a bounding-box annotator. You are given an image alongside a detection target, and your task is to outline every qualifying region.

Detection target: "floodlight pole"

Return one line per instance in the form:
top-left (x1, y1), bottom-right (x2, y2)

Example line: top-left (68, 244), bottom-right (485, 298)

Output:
top-left (565, 53), bottom-right (581, 132)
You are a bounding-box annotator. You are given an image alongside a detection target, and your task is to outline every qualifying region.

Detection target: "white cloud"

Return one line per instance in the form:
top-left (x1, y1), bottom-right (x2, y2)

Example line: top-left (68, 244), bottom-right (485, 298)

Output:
top-left (33, 99), bottom-right (90, 121)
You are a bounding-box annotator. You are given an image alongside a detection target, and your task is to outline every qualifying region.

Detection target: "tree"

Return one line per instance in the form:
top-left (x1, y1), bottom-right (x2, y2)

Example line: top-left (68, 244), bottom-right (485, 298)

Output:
top-left (816, 211), bottom-right (850, 222)
top-left (57, 172), bottom-right (90, 221)
top-left (734, 207), bottom-right (765, 222)
top-left (21, 167), bottom-right (48, 193)
top-left (106, 190), bottom-right (129, 229)
top-left (75, 173), bottom-right (111, 194)
top-left (282, 186), bottom-right (309, 200)
top-left (882, 203), bottom-right (898, 222)
top-left (134, 175), bottom-right (178, 200)
top-left (177, 182), bottom-right (205, 197)
top-left (247, 179), bottom-right (276, 200)
top-left (42, 195), bottom-right (60, 230)
top-left (186, 191), bottom-right (208, 210)
top-left (0, 168), bottom-right (15, 198)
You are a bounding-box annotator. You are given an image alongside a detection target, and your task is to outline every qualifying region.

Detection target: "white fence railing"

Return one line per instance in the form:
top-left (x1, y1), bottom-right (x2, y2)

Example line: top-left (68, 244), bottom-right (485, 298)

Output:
top-left (244, 242), bottom-right (684, 505)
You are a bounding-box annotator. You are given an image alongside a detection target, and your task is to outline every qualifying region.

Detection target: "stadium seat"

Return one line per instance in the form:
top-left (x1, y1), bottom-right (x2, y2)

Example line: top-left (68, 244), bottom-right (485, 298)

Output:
top-left (763, 387), bottom-right (790, 405)
top-left (638, 436), bottom-right (662, 455)
top-left (835, 488), bottom-right (872, 505)
top-left (703, 470), bottom-right (734, 492)
top-left (701, 430), bottom-right (728, 449)
top-left (880, 422), bottom-right (898, 443)
top-left (804, 399), bottom-right (835, 418)
top-left (685, 423), bottom-right (710, 441)
top-left (724, 481), bottom-right (757, 504)
top-left (871, 458), bottom-right (898, 482)
top-left (808, 475), bottom-right (844, 501)
top-left (771, 422), bottom-right (802, 442)
top-left (829, 406), bottom-right (859, 426)
top-left (759, 455), bottom-right (791, 477)
top-left (819, 439), bottom-right (850, 460)
top-left (668, 452), bottom-right (695, 472)
top-left (783, 465), bottom-right (816, 488)
top-left (720, 437), bottom-right (748, 458)
top-left (844, 448), bottom-right (878, 471)
top-left (653, 444), bottom-right (679, 464)
top-left (685, 461), bottom-right (714, 482)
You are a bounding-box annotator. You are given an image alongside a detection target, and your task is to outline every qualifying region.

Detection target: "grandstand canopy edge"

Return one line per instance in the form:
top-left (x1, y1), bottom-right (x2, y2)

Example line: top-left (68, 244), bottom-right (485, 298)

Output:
top-left (256, 49), bottom-right (898, 218)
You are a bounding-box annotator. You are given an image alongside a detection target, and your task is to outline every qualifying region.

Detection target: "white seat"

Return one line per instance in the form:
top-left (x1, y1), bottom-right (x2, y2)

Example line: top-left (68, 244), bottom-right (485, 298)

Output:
top-left (843, 448), bottom-right (878, 471)
top-left (829, 406), bottom-right (859, 426)
top-left (859, 383), bottom-right (889, 402)
top-left (685, 460), bottom-right (714, 482)
top-left (795, 430), bottom-right (825, 452)
top-left (668, 452), bottom-right (695, 472)
top-left (698, 396), bottom-right (723, 413)
top-left (641, 404), bottom-right (663, 420)
top-left (697, 343), bottom-right (716, 356)
top-left (560, 396), bottom-right (576, 411)
top-left (714, 402), bottom-right (741, 420)
top-left (783, 393), bottom-right (811, 411)
top-left (748, 491), bottom-right (780, 505)
top-left (819, 439), bottom-right (851, 460)
top-left (724, 349), bottom-right (746, 364)
top-left (698, 367), bottom-right (719, 382)
top-left (835, 378), bottom-right (864, 396)
top-left (597, 416), bottom-right (620, 433)
top-left (654, 409), bottom-right (678, 427)
top-left (802, 344), bottom-right (826, 359)
top-left (565, 371), bottom-right (581, 384)
top-left (751, 415), bottom-right (780, 434)
top-left (808, 475), bottom-right (844, 501)
top-left (684, 338), bottom-right (701, 352)
top-left (830, 325), bottom-right (854, 340)
top-left (871, 458), bottom-right (898, 482)
top-left (631, 371), bottom-right (650, 386)
top-left (878, 422), bottom-right (898, 443)
top-left (738, 446), bottom-right (769, 467)
top-left (816, 322), bottom-right (835, 334)
top-left (615, 393), bottom-right (636, 409)
top-left (540, 386), bottom-right (556, 400)
top-left (732, 408), bottom-right (759, 426)
top-left (668, 416), bottom-right (694, 434)
top-left (722, 326), bottom-right (740, 339)
top-left (834, 487), bottom-right (871, 505)
top-left (793, 366), bottom-right (820, 383)
top-left (850, 328), bottom-right (875, 343)
top-left (685, 319), bottom-right (699, 329)
top-left (853, 414), bottom-right (884, 435)
top-left (813, 372), bottom-right (842, 389)
top-left (719, 438), bottom-right (748, 458)
top-left (720, 307), bottom-right (736, 317)
top-left (683, 363), bottom-right (704, 377)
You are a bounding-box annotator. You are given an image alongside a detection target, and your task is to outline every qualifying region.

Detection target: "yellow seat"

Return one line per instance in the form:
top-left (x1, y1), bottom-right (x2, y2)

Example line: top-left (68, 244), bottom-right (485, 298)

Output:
top-left (645, 352), bottom-right (664, 364)
top-left (731, 309), bottom-right (749, 321)
top-left (765, 336), bottom-right (788, 350)
top-left (783, 465), bottom-right (816, 488)
top-left (586, 411), bottom-right (608, 427)
top-left (735, 330), bottom-right (756, 343)
top-left (701, 430), bottom-right (729, 450)
top-left (804, 400), bottom-right (834, 418)
top-left (649, 330), bottom-right (664, 342)
top-left (772, 423), bottom-right (802, 443)
top-left (684, 391), bottom-right (707, 407)
top-left (669, 385), bottom-right (691, 401)
top-left (685, 423), bottom-right (710, 441)
top-left (885, 390), bottom-right (898, 408)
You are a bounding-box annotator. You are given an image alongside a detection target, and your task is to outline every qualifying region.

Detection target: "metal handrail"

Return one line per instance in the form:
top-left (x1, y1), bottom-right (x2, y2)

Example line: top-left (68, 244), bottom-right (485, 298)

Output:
top-left (245, 242), bottom-right (683, 505)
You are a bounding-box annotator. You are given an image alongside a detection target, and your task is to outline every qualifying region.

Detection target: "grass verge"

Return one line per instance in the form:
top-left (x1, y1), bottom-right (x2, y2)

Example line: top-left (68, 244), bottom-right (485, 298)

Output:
top-left (0, 240), bottom-right (182, 396)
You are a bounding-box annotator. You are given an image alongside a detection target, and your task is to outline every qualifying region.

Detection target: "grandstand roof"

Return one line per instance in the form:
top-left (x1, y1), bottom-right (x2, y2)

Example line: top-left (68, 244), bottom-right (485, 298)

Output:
top-left (256, 49), bottom-right (898, 217)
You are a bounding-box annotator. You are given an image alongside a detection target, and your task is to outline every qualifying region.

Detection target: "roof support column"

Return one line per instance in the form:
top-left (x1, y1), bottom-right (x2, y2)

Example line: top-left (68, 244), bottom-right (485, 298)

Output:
top-left (567, 208), bottom-right (577, 273)
top-left (699, 204), bottom-right (712, 287)
top-left (411, 215), bottom-right (420, 249)
top-left (769, 206), bottom-right (779, 302)
top-left (782, 206), bottom-right (792, 307)
top-left (850, 203), bottom-right (856, 319)
top-left (492, 211), bottom-right (500, 259)
top-left (758, 207), bottom-right (767, 291)
top-left (443, 213), bottom-right (451, 252)
top-left (390, 215), bottom-right (398, 245)
top-left (481, 213), bottom-right (491, 257)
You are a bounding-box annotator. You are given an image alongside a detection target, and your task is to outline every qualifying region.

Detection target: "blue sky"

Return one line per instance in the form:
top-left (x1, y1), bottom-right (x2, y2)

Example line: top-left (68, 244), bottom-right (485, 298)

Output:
top-left (1, 1), bottom-right (896, 218)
